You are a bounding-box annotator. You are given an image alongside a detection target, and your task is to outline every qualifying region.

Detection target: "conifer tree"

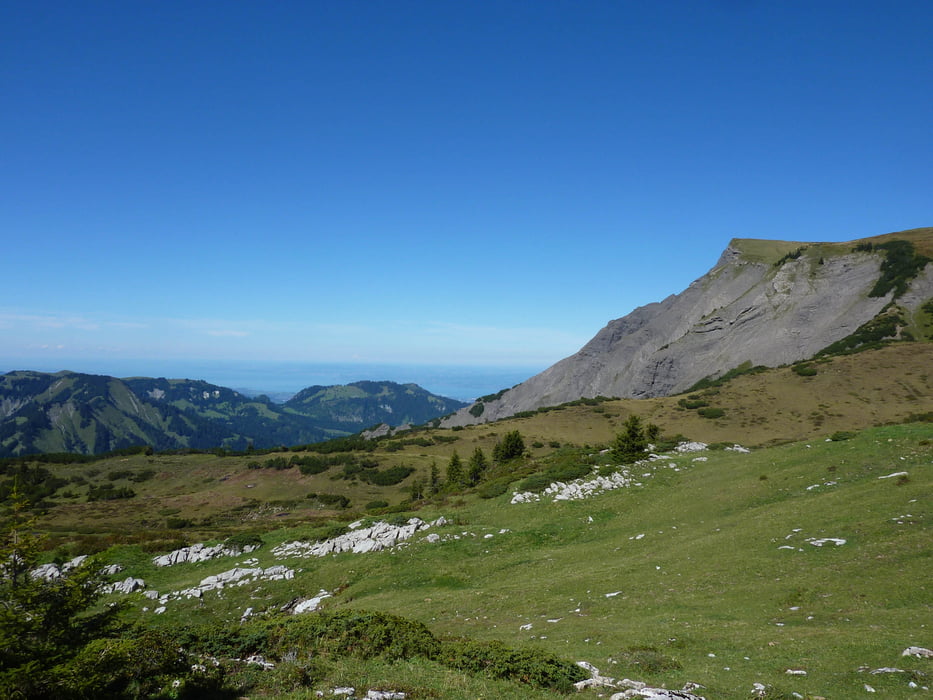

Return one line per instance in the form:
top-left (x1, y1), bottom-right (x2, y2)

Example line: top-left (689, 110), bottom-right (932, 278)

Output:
top-left (493, 430), bottom-right (525, 462)
top-left (467, 447), bottom-right (488, 486)
top-left (611, 414), bottom-right (653, 464)
top-left (446, 451), bottom-right (463, 487)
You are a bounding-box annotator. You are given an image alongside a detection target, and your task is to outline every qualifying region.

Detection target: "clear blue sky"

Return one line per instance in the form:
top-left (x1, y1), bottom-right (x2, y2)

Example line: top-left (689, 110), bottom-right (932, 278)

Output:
top-left (2, 1), bottom-right (931, 374)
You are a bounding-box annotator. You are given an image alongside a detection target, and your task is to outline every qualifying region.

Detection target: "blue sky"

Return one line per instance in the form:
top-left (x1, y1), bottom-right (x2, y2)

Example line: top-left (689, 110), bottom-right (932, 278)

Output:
top-left (2, 1), bottom-right (931, 377)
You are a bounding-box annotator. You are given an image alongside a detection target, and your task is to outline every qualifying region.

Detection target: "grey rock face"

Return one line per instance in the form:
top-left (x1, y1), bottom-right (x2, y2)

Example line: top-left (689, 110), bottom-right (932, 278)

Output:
top-left (444, 236), bottom-right (933, 426)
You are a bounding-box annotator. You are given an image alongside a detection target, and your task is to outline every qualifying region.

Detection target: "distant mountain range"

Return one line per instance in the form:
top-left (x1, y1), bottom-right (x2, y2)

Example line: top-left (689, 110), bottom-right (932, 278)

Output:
top-left (444, 227), bottom-right (933, 426)
top-left (0, 373), bottom-right (467, 457)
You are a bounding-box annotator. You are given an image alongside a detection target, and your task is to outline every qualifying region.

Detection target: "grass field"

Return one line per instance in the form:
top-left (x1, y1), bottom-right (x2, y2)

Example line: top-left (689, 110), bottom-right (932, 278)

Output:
top-left (82, 421), bottom-right (931, 698)
top-left (7, 342), bottom-right (933, 698)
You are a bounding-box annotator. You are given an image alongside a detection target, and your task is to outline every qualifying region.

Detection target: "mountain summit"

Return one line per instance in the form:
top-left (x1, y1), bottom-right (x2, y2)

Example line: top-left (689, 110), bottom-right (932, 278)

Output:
top-left (446, 227), bottom-right (933, 426)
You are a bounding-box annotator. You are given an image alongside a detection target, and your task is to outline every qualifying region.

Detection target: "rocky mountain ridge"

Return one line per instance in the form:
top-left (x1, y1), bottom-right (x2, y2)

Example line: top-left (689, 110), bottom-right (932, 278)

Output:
top-left (444, 228), bottom-right (933, 426)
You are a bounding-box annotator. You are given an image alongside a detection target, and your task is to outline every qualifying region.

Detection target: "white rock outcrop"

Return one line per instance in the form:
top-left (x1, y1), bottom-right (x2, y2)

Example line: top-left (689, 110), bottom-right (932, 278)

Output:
top-left (152, 541), bottom-right (260, 567)
top-left (103, 576), bottom-right (146, 594)
top-left (273, 517), bottom-right (446, 559)
top-left (902, 646), bottom-right (933, 658)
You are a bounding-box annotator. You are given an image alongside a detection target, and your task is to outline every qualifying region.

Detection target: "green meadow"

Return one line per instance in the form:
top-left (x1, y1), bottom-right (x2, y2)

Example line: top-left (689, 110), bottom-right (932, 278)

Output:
top-left (3, 343), bottom-right (932, 698)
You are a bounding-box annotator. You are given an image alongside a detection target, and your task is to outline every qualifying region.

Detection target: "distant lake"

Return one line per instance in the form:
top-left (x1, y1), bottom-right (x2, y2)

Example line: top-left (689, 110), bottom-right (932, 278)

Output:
top-left (1, 358), bottom-right (544, 402)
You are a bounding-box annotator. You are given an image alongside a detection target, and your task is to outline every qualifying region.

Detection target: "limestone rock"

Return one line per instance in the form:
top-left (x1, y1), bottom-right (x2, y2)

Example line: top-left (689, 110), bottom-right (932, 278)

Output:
top-left (902, 646), bottom-right (933, 658)
top-left (152, 541), bottom-right (259, 567)
top-left (272, 517), bottom-right (442, 559)
top-left (442, 230), bottom-right (933, 425)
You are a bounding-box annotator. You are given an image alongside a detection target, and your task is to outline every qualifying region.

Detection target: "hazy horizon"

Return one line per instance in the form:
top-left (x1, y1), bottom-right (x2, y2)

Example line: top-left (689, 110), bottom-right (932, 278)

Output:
top-left (0, 357), bottom-right (544, 403)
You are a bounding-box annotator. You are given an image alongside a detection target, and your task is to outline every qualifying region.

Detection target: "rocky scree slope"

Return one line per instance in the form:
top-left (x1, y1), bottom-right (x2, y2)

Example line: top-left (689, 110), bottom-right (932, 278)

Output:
top-left (445, 228), bottom-right (933, 426)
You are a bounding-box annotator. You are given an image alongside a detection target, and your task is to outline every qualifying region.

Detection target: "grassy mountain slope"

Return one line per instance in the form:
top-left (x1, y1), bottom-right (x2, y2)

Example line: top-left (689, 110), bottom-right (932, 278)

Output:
top-left (283, 381), bottom-right (467, 433)
top-left (22, 423), bottom-right (932, 698)
top-left (0, 373), bottom-right (465, 457)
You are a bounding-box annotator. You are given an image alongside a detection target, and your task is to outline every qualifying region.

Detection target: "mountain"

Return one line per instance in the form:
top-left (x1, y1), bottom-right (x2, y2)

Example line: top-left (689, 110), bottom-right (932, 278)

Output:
top-left (0, 372), bottom-right (466, 457)
top-left (283, 380), bottom-right (467, 433)
top-left (445, 227), bottom-right (933, 426)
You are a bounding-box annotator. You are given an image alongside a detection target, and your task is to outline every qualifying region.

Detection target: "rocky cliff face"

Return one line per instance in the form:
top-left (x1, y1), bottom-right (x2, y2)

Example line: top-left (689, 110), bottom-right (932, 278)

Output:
top-left (444, 229), bottom-right (933, 426)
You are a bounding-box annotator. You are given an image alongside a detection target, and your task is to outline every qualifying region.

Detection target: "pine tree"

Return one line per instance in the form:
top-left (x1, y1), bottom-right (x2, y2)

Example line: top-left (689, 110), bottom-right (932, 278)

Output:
top-left (492, 430), bottom-right (525, 462)
top-left (0, 489), bottom-right (118, 696)
top-left (611, 414), bottom-right (649, 464)
top-left (467, 447), bottom-right (488, 486)
top-left (446, 451), bottom-right (463, 487)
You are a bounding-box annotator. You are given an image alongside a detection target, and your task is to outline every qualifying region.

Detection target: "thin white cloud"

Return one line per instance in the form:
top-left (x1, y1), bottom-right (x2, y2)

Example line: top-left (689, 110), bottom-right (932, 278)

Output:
top-left (0, 311), bottom-right (101, 331)
top-left (206, 329), bottom-right (250, 337)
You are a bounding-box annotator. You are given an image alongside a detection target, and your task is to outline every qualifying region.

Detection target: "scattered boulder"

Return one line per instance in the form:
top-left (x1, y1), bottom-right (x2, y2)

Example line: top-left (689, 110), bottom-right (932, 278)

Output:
top-left (291, 590), bottom-right (332, 614)
top-left (878, 471), bottom-right (909, 480)
top-left (103, 576), bottom-right (145, 594)
top-left (30, 555), bottom-right (89, 580)
top-left (674, 441), bottom-right (708, 453)
top-left (273, 517), bottom-right (445, 559)
top-left (152, 541), bottom-right (260, 567)
top-left (610, 687), bottom-right (706, 699)
top-left (806, 537), bottom-right (846, 547)
top-left (245, 654), bottom-right (274, 670)
top-left (902, 646), bottom-right (933, 658)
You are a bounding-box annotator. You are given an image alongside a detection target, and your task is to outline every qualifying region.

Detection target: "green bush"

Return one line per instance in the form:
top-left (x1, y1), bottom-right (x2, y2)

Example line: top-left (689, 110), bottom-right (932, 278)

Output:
top-left (477, 479), bottom-right (510, 499)
top-left (792, 363), bottom-right (818, 376)
top-left (306, 493), bottom-right (351, 509)
top-left (364, 464), bottom-right (415, 486)
top-left (87, 484), bottom-right (136, 501)
top-left (292, 455), bottom-right (332, 474)
top-left (438, 638), bottom-right (587, 692)
top-left (816, 308), bottom-right (907, 356)
top-left (697, 407), bottom-right (725, 419)
top-left (365, 500), bottom-right (390, 510)
top-left (774, 246), bottom-right (807, 266)
top-left (128, 469), bottom-right (156, 483)
top-left (264, 456), bottom-right (291, 470)
top-left (267, 609), bottom-right (439, 661)
top-left (56, 630), bottom-right (190, 699)
top-left (862, 240), bottom-right (932, 298)
top-left (517, 474), bottom-right (554, 493)
top-left (493, 431), bottom-right (525, 462)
